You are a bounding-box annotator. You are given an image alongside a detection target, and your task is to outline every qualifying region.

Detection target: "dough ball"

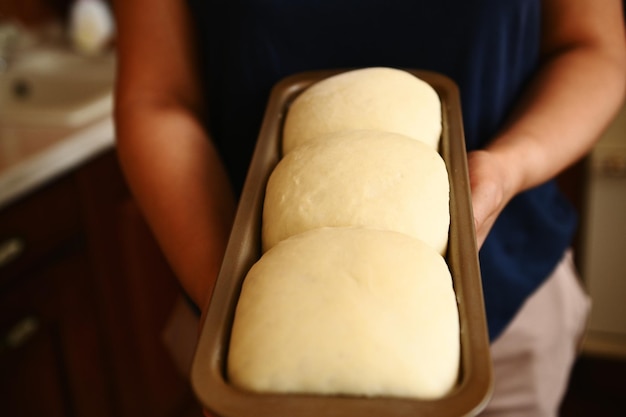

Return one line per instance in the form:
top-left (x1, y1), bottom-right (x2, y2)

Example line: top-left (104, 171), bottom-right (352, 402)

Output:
top-left (227, 227), bottom-right (460, 399)
top-left (263, 130), bottom-right (450, 254)
top-left (282, 67), bottom-right (442, 154)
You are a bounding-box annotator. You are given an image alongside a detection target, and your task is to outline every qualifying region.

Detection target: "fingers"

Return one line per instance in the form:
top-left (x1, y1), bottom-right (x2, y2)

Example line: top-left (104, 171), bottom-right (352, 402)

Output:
top-left (466, 150), bottom-right (511, 248)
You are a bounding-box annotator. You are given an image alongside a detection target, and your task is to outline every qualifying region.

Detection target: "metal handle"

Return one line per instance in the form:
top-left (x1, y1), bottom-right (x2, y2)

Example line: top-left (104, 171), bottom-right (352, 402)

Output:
top-left (0, 316), bottom-right (40, 353)
top-left (0, 237), bottom-right (25, 268)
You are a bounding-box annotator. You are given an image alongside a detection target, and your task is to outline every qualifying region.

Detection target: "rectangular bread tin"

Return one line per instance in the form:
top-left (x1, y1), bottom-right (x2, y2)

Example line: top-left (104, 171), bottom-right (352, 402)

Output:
top-left (191, 69), bottom-right (493, 417)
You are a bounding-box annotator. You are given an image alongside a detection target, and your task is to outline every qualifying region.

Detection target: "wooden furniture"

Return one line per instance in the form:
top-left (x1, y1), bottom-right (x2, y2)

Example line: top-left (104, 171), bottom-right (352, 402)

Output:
top-left (0, 150), bottom-right (201, 417)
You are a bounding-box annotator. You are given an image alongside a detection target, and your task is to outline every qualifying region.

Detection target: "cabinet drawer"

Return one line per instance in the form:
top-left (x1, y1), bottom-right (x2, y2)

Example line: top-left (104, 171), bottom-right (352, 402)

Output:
top-left (0, 175), bottom-right (82, 287)
top-left (0, 243), bottom-right (114, 417)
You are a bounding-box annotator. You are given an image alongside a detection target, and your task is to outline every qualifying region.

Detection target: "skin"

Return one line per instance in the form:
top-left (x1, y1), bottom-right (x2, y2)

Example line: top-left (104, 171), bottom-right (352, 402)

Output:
top-left (469, 1), bottom-right (626, 246)
top-left (112, 0), bottom-right (626, 315)
top-left (113, 0), bottom-right (236, 312)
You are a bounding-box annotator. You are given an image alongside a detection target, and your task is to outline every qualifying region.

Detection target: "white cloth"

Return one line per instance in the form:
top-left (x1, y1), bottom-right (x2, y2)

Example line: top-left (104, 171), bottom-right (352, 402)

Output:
top-left (480, 250), bottom-right (591, 416)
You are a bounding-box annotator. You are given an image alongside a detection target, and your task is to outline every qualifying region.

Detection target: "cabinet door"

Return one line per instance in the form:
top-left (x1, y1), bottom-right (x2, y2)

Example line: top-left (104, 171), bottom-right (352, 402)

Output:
top-left (76, 151), bottom-right (199, 417)
top-left (0, 243), bottom-right (114, 417)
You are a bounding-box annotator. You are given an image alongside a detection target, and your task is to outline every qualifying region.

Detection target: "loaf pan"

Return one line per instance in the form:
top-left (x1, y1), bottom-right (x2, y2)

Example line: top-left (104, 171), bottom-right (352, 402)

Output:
top-left (191, 69), bottom-right (493, 417)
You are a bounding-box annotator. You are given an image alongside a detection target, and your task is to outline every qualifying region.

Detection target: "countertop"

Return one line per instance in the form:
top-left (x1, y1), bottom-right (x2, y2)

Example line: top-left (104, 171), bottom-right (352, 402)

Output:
top-left (0, 116), bottom-right (115, 210)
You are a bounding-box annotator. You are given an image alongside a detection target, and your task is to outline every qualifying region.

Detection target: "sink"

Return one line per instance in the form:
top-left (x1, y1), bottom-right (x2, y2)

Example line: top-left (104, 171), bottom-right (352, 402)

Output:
top-left (0, 47), bottom-right (115, 128)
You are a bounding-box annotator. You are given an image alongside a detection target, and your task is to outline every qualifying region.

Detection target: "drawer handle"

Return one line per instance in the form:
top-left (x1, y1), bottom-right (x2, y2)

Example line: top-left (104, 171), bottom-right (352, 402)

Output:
top-left (1, 316), bottom-right (40, 353)
top-left (0, 237), bottom-right (25, 268)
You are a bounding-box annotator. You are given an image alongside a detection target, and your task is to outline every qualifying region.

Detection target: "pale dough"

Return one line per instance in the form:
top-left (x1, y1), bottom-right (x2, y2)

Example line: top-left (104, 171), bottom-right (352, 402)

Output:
top-left (282, 67), bottom-right (442, 154)
top-left (263, 129), bottom-right (450, 254)
top-left (227, 227), bottom-right (460, 399)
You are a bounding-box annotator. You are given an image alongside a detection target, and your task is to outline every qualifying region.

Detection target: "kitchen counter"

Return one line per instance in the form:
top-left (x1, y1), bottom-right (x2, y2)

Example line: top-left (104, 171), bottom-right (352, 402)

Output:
top-left (0, 116), bottom-right (115, 210)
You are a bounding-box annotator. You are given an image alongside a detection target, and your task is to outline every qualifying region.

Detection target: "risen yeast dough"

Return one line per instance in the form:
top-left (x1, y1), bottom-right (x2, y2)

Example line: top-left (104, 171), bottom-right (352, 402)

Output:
top-left (227, 68), bottom-right (458, 401)
top-left (282, 67), bottom-right (442, 154)
top-left (227, 227), bottom-right (460, 399)
top-left (263, 130), bottom-right (450, 254)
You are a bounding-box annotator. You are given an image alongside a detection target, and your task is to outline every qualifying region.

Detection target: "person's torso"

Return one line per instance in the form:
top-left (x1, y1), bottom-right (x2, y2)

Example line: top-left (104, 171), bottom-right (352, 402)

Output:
top-left (188, 0), bottom-right (577, 341)
top-left (189, 0), bottom-right (541, 187)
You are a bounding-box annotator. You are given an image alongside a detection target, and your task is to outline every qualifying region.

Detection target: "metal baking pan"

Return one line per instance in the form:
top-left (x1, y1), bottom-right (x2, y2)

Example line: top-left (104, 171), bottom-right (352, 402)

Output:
top-left (191, 69), bottom-right (493, 417)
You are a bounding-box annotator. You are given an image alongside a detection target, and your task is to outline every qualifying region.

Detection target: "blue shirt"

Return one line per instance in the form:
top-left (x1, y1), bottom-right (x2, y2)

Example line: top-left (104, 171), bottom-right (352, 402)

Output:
top-left (187, 0), bottom-right (577, 341)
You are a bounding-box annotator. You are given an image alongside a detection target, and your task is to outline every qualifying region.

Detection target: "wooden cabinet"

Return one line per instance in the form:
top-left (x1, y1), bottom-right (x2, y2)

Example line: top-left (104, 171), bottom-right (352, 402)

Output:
top-left (0, 242), bottom-right (113, 417)
top-left (0, 150), bottom-right (201, 417)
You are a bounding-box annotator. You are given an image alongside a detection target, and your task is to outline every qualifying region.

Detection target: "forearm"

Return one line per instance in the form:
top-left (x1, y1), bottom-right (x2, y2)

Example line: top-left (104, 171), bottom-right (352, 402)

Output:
top-left (112, 0), bottom-right (236, 310)
top-left (486, 43), bottom-right (626, 200)
top-left (115, 102), bottom-right (236, 310)
top-left (468, 0), bottom-right (626, 247)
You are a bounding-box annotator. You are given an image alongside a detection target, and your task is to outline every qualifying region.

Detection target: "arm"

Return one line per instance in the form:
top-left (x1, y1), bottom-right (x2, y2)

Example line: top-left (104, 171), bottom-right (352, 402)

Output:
top-left (113, 0), bottom-right (236, 310)
top-left (469, 0), bottom-right (626, 247)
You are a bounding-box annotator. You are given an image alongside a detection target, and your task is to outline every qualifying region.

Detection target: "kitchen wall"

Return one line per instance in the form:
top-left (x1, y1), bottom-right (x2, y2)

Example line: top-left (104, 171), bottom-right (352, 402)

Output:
top-left (580, 102), bottom-right (626, 358)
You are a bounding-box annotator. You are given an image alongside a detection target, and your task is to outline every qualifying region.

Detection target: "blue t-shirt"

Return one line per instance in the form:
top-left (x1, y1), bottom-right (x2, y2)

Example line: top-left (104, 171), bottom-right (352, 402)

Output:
top-left (187, 0), bottom-right (577, 341)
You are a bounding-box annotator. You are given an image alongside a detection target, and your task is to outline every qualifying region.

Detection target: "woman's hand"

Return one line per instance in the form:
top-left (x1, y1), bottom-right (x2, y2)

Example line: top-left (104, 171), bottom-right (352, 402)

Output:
top-left (467, 150), bottom-right (516, 249)
top-left (466, 0), bottom-right (626, 249)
